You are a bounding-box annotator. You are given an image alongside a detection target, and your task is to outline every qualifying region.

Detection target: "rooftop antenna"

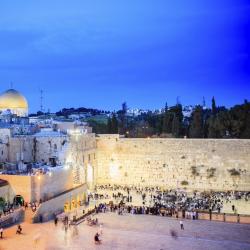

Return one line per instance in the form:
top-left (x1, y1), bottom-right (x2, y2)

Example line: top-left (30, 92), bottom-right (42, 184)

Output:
top-left (10, 82), bottom-right (13, 89)
top-left (202, 96), bottom-right (206, 107)
top-left (176, 96), bottom-right (181, 105)
top-left (40, 89), bottom-right (44, 112)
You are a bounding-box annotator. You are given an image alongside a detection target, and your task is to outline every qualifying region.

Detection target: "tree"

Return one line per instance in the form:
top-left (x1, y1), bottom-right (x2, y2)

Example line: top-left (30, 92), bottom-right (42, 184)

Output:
top-left (118, 102), bottom-right (128, 134)
top-left (170, 104), bottom-right (183, 137)
top-left (162, 102), bottom-right (169, 133)
top-left (212, 97), bottom-right (217, 115)
top-left (107, 117), bottom-right (112, 133)
top-left (111, 113), bottom-right (119, 133)
top-left (172, 115), bottom-right (180, 137)
top-left (189, 106), bottom-right (204, 138)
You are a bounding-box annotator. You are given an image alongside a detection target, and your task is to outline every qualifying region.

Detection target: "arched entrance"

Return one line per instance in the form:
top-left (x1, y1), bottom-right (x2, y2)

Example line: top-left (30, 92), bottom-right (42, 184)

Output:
top-left (13, 195), bottom-right (24, 206)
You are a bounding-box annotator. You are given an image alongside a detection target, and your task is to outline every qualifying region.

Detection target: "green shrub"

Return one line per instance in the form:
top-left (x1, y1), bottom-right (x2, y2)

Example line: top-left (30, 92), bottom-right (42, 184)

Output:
top-left (228, 169), bottom-right (240, 176)
top-left (207, 168), bottom-right (216, 178)
top-left (181, 180), bottom-right (189, 186)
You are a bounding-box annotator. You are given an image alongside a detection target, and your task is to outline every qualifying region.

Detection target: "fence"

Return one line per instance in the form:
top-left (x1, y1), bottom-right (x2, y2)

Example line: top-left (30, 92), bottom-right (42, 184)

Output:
top-left (177, 210), bottom-right (250, 224)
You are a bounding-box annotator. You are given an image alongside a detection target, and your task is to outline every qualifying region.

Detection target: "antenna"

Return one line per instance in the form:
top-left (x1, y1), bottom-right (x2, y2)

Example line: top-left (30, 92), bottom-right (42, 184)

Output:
top-left (176, 96), bottom-right (181, 105)
top-left (10, 82), bottom-right (13, 89)
top-left (40, 89), bottom-right (44, 112)
top-left (202, 96), bottom-right (206, 107)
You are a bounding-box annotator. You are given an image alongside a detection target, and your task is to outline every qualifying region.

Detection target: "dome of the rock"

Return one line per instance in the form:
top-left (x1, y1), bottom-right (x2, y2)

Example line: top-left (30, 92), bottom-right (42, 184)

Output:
top-left (0, 89), bottom-right (28, 117)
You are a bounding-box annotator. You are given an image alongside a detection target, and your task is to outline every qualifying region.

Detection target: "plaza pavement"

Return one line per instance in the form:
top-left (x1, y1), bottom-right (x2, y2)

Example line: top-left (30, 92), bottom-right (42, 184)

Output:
top-left (0, 213), bottom-right (250, 250)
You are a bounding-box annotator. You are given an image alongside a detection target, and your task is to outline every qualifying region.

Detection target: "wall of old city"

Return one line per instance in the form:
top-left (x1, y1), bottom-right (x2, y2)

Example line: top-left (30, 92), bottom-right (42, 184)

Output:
top-left (96, 136), bottom-right (250, 191)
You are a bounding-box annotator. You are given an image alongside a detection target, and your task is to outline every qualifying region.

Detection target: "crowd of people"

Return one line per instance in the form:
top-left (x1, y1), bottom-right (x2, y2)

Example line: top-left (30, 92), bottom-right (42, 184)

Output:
top-left (92, 184), bottom-right (250, 217)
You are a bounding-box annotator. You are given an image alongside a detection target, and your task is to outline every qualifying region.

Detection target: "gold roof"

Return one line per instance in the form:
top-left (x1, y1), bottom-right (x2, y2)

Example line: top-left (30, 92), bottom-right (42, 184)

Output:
top-left (0, 89), bottom-right (28, 109)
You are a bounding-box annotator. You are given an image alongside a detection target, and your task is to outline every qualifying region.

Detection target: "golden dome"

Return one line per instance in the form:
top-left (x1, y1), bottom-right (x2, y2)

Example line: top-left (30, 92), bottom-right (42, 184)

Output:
top-left (0, 89), bottom-right (28, 116)
top-left (0, 89), bottom-right (28, 109)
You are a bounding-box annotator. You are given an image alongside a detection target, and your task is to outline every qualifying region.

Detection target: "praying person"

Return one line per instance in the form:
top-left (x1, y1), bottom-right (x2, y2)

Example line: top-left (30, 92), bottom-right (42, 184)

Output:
top-left (180, 220), bottom-right (184, 230)
top-left (0, 228), bottom-right (3, 239)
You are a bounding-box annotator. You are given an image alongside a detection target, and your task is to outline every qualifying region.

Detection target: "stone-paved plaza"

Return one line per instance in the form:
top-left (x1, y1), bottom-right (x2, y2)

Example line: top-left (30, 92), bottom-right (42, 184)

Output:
top-left (1, 213), bottom-right (250, 250)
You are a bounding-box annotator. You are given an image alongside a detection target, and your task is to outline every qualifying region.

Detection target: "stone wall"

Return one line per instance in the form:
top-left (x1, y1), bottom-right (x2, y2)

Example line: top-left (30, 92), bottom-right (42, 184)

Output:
top-left (0, 131), bottom-right (97, 203)
top-left (34, 184), bottom-right (87, 222)
top-left (64, 133), bottom-right (97, 186)
top-left (0, 175), bottom-right (32, 202)
top-left (31, 167), bottom-right (74, 202)
top-left (0, 129), bottom-right (10, 162)
top-left (96, 136), bottom-right (250, 191)
top-left (0, 168), bottom-right (74, 203)
top-left (9, 137), bottom-right (34, 163)
top-left (0, 184), bottom-right (15, 203)
top-left (35, 135), bottom-right (67, 164)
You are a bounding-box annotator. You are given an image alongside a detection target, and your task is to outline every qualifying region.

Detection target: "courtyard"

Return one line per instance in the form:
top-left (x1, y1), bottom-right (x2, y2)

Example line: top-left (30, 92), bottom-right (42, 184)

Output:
top-left (1, 213), bottom-right (250, 250)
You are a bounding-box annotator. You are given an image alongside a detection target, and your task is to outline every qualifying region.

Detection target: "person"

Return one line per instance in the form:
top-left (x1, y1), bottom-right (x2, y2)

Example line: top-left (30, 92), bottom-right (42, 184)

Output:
top-left (95, 218), bottom-right (99, 225)
top-left (16, 225), bottom-right (23, 234)
top-left (170, 229), bottom-right (178, 240)
top-left (39, 215), bottom-right (43, 223)
top-left (94, 233), bottom-right (102, 245)
top-left (65, 216), bottom-right (69, 226)
top-left (180, 220), bottom-right (184, 230)
top-left (0, 227), bottom-right (3, 239)
top-left (54, 217), bottom-right (58, 226)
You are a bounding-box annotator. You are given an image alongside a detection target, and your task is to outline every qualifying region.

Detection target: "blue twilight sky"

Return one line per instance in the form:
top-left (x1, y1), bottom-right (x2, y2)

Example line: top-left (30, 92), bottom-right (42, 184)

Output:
top-left (0, 0), bottom-right (249, 113)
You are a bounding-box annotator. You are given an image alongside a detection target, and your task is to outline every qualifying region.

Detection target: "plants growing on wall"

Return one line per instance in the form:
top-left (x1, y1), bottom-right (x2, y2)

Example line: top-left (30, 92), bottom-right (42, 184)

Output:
top-left (207, 168), bottom-right (216, 178)
top-left (181, 180), bottom-right (189, 186)
top-left (228, 168), bottom-right (241, 176)
top-left (191, 166), bottom-right (199, 177)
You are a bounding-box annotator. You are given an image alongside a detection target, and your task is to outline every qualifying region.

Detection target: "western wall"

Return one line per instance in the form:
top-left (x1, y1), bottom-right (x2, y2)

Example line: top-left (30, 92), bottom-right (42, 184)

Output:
top-left (95, 135), bottom-right (250, 191)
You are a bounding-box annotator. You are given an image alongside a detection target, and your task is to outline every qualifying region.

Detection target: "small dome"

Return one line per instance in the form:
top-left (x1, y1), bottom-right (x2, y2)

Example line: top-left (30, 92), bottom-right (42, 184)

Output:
top-left (0, 89), bottom-right (28, 116)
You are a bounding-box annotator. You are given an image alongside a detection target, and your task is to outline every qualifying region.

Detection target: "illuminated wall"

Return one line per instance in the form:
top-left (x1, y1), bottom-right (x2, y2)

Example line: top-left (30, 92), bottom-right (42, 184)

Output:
top-left (64, 132), bottom-right (96, 187)
top-left (96, 135), bottom-right (250, 191)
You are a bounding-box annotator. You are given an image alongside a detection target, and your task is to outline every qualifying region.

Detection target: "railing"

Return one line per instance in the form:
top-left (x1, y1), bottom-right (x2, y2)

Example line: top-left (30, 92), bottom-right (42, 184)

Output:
top-left (0, 208), bottom-right (24, 227)
top-left (178, 210), bottom-right (250, 224)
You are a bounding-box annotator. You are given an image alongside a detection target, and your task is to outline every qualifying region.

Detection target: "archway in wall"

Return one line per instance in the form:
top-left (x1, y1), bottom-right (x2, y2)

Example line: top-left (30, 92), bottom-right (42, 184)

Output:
top-left (13, 195), bottom-right (24, 206)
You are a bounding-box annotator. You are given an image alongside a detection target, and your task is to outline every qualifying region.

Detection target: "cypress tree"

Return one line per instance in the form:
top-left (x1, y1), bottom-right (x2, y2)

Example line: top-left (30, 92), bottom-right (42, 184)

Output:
top-left (107, 117), bottom-right (112, 133)
top-left (189, 106), bottom-right (204, 138)
top-left (212, 97), bottom-right (216, 115)
top-left (111, 113), bottom-right (119, 133)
